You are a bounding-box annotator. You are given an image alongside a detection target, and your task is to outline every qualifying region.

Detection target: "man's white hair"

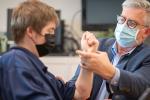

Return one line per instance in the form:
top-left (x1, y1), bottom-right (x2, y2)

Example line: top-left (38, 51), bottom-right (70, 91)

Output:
top-left (122, 0), bottom-right (150, 27)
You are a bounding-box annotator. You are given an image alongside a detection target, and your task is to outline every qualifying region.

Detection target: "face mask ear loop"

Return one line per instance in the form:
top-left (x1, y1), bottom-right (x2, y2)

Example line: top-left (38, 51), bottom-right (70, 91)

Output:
top-left (135, 29), bottom-right (141, 45)
top-left (28, 34), bottom-right (37, 45)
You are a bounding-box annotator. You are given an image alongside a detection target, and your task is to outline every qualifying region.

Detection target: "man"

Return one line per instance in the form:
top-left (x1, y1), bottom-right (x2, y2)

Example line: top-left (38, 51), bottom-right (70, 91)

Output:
top-left (72, 0), bottom-right (150, 99)
top-left (0, 0), bottom-right (95, 100)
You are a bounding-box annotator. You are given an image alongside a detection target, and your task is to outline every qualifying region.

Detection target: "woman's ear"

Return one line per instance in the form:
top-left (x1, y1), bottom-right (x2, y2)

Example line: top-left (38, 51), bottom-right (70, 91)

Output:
top-left (26, 27), bottom-right (34, 37)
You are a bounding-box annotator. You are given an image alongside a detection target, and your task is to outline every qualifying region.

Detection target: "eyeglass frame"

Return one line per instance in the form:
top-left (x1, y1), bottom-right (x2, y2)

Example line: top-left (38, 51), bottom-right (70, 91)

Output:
top-left (117, 15), bottom-right (148, 29)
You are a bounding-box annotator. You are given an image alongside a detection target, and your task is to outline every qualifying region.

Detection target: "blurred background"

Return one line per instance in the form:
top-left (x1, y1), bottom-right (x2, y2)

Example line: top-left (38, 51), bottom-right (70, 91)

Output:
top-left (0, 0), bottom-right (150, 81)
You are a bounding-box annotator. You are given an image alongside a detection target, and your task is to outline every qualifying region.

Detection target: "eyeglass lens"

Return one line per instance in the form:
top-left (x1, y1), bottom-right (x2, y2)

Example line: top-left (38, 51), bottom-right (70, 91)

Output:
top-left (117, 15), bottom-right (137, 29)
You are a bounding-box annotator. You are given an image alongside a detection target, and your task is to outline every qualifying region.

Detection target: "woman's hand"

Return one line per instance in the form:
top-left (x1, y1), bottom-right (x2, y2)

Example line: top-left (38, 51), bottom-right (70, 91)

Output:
top-left (81, 31), bottom-right (99, 53)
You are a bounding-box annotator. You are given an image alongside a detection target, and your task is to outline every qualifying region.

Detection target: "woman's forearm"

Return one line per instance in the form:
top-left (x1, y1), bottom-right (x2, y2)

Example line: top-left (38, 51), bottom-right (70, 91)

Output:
top-left (74, 68), bottom-right (93, 100)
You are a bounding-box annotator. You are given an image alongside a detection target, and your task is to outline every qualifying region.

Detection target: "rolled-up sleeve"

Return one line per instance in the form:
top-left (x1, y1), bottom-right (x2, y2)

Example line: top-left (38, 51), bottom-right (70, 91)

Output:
top-left (55, 77), bottom-right (76, 100)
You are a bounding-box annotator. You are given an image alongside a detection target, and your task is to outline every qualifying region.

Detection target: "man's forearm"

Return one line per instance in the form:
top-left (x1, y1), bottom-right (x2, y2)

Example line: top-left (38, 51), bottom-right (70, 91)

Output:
top-left (74, 68), bottom-right (93, 100)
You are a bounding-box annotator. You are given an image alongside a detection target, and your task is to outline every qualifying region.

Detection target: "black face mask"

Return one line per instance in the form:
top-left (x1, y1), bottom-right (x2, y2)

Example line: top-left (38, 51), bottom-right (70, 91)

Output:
top-left (36, 34), bottom-right (55, 57)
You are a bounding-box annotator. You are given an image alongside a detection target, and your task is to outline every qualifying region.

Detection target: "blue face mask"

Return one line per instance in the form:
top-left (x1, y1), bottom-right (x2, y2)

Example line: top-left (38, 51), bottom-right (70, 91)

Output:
top-left (114, 23), bottom-right (139, 48)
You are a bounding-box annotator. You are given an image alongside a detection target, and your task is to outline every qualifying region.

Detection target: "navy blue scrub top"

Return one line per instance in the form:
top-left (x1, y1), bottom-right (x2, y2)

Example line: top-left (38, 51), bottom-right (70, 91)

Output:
top-left (0, 47), bottom-right (75, 100)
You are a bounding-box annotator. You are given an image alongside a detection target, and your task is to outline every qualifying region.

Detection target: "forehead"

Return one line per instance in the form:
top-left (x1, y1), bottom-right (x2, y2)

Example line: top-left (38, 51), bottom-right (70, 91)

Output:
top-left (121, 7), bottom-right (146, 24)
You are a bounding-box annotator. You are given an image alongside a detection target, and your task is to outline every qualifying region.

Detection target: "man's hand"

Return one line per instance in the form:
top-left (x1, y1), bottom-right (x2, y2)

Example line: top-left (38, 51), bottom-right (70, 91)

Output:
top-left (76, 50), bottom-right (116, 80)
top-left (81, 31), bottom-right (99, 52)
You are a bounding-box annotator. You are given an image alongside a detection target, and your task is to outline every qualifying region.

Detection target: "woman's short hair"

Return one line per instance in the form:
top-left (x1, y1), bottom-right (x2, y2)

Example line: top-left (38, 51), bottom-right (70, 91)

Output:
top-left (11, 0), bottom-right (59, 43)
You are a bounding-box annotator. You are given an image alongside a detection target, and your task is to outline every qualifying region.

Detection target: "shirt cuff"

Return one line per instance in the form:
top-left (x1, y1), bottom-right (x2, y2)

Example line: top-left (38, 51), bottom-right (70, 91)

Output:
top-left (110, 67), bottom-right (120, 86)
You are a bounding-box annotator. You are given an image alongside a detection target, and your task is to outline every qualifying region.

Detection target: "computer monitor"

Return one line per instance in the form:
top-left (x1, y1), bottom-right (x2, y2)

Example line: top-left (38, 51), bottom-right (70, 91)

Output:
top-left (82, 0), bottom-right (125, 31)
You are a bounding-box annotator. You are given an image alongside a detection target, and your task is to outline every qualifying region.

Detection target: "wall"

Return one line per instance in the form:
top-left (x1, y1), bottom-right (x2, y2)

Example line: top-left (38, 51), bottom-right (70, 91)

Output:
top-left (40, 56), bottom-right (79, 81)
top-left (0, 0), bottom-right (82, 37)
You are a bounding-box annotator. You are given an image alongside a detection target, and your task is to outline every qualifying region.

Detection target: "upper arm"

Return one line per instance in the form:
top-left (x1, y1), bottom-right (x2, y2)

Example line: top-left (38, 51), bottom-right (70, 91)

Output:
top-left (0, 54), bottom-right (56, 100)
top-left (4, 67), bottom-right (56, 100)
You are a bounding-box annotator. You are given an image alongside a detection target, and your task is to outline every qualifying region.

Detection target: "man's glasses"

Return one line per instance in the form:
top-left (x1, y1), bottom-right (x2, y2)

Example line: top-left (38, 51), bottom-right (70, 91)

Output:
top-left (117, 15), bottom-right (146, 29)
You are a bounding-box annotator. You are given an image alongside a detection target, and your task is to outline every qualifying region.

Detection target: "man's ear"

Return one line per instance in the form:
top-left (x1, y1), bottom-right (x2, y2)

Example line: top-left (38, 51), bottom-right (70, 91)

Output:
top-left (143, 27), bottom-right (150, 39)
top-left (146, 28), bottom-right (150, 36)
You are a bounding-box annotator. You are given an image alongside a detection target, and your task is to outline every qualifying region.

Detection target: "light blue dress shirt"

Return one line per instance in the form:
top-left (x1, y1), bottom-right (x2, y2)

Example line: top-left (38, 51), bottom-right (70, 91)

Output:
top-left (96, 42), bottom-right (135, 100)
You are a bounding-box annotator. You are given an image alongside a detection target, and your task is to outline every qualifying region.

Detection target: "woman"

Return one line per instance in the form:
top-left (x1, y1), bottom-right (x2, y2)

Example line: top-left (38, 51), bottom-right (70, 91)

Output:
top-left (0, 0), bottom-right (94, 100)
